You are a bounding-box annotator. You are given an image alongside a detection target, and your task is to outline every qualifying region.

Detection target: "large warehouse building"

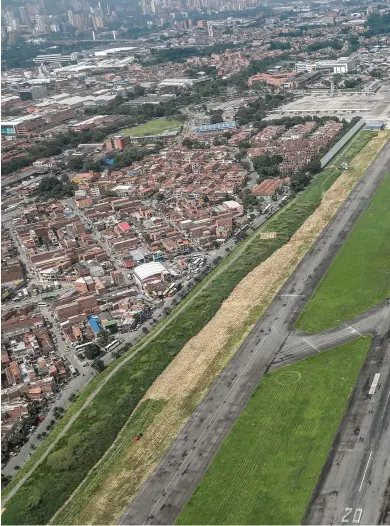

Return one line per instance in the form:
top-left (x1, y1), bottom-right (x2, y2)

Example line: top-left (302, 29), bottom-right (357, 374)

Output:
top-left (133, 261), bottom-right (170, 288)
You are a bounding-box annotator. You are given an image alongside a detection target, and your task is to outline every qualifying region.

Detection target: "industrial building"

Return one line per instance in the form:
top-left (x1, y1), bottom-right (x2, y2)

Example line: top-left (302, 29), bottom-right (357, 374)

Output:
top-left (295, 57), bottom-right (356, 74)
top-left (194, 121), bottom-right (237, 134)
top-left (133, 261), bottom-right (170, 288)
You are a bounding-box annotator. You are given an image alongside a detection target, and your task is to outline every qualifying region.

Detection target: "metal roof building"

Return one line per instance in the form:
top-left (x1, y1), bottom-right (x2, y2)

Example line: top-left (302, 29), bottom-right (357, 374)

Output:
top-left (194, 121), bottom-right (237, 134)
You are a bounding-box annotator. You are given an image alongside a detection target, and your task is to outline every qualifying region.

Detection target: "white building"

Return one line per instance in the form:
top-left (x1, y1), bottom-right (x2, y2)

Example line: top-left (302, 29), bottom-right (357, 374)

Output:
top-left (158, 78), bottom-right (195, 89)
top-left (296, 57), bottom-right (356, 74)
top-left (133, 261), bottom-right (170, 288)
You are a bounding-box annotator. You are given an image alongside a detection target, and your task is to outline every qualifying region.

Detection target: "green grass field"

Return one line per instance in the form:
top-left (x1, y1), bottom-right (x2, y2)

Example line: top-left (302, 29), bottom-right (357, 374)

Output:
top-left (1, 130), bottom-right (376, 526)
top-left (120, 118), bottom-right (183, 137)
top-left (177, 337), bottom-right (371, 525)
top-left (296, 171), bottom-right (390, 333)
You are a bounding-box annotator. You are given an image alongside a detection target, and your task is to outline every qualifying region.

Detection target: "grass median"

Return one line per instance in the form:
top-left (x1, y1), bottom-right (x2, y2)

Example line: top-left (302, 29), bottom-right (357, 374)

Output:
top-left (1, 130), bottom-right (378, 525)
top-left (296, 170), bottom-right (390, 332)
top-left (177, 336), bottom-right (372, 525)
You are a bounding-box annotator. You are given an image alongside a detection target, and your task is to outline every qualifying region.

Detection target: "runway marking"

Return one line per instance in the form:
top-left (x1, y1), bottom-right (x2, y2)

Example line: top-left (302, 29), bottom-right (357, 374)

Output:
top-left (368, 373), bottom-right (381, 395)
top-left (342, 507), bottom-right (363, 524)
top-left (303, 338), bottom-right (320, 353)
top-left (380, 390), bottom-right (390, 420)
top-left (353, 508), bottom-right (363, 524)
top-left (345, 323), bottom-right (363, 337)
top-left (275, 371), bottom-right (301, 385)
top-left (359, 450), bottom-right (373, 492)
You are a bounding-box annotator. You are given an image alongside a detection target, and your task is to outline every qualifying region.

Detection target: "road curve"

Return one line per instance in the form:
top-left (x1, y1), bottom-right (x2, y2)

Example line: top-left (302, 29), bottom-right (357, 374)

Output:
top-left (119, 140), bottom-right (390, 525)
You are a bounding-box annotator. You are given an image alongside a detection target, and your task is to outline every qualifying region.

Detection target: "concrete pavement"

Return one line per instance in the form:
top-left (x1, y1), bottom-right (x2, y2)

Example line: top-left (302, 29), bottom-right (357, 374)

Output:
top-left (119, 141), bottom-right (390, 525)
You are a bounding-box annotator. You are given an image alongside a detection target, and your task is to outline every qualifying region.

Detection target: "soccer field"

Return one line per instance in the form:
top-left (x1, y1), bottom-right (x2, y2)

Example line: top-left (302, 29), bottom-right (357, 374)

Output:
top-left (177, 337), bottom-right (371, 525)
top-left (296, 171), bottom-right (390, 333)
top-left (120, 118), bottom-right (183, 137)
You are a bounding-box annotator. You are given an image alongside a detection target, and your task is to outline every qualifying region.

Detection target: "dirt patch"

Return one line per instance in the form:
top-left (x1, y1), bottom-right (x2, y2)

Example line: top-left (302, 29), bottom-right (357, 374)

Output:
top-left (260, 231), bottom-right (277, 239)
top-left (53, 132), bottom-right (388, 525)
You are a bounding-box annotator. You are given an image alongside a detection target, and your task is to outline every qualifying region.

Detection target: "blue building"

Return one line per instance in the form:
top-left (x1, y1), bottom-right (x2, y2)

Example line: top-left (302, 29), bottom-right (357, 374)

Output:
top-left (88, 315), bottom-right (101, 334)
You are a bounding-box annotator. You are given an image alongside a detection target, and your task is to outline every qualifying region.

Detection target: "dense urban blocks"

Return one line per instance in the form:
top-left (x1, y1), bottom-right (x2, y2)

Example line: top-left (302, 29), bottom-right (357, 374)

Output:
top-left (296, 171), bottom-right (390, 332)
top-left (177, 337), bottom-right (371, 525)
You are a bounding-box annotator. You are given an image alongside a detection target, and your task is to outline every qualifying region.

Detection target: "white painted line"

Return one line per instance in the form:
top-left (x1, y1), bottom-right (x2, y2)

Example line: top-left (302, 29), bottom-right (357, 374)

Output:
top-left (359, 450), bottom-right (373, 492)
top-left (368, 373), bottom-right (381, 395)
top-left (353, 508), bottom-right (363, 524)
top-left (346, 324), bottom-right (363, 337)
top-left (381, 390), bottom-right (390, 420)
top-left (303, 338), bottom-right (320, 353)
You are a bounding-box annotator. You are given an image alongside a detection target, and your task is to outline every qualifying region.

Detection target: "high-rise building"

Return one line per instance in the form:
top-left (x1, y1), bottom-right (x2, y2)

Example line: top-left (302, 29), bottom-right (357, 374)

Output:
top-left (91, 14), bottom-right (104, 28)
top-left (19, 6), bottom-right (30, 26)
top-left (207, 20), bottom-right (213, 36)
top-left (68, 9), bottom-right (74, 24)
top-left (35, 15), bottom-right (48, 33)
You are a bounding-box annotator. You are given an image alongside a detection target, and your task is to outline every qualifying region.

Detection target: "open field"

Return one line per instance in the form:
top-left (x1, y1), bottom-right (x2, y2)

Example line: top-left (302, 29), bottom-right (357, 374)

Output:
top-left (2, 131), bottom-right (385, 526)
top-left (177, 337), bottom-right (372, 525)
top-left (296, 170), bottom-right (390, 333)
top-left (120, 118), bottom-right (183, 137)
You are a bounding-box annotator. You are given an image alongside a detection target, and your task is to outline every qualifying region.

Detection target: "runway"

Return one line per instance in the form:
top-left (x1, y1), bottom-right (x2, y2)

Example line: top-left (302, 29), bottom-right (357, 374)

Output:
top-left (119, 140), bottom-right (390, 525)
top-left (303, 325), bottom-right (390, 526)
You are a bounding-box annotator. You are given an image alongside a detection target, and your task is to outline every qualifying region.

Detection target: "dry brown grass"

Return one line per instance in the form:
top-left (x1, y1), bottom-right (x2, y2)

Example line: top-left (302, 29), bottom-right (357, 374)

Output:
top-left (52, 132), bottom-right (388, 525)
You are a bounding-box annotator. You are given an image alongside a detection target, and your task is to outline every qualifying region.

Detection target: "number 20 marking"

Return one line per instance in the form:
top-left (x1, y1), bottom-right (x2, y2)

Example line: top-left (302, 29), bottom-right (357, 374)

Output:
top-left (342, 508), bottom-right (363, 524)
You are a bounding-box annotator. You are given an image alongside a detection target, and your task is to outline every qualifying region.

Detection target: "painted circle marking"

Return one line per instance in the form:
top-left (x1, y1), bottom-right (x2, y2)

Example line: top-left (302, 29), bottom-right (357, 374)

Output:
top-left (275, 371), bottom-right (301, 385)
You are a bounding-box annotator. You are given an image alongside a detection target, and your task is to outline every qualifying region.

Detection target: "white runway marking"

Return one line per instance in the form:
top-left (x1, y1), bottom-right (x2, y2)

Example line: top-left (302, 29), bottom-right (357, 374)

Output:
top-left (381, 390), bottom-right (390, 420)
top-left (346, 324), bottom-right (363, 337)
top-left (303, 338), bottom-right (320, 353)
top-left (275, 371), bottom-right (302, 385)
top-left (359, 450), bottom-right (373, 492)
top-left (368, 373), bottom-right (381, 395)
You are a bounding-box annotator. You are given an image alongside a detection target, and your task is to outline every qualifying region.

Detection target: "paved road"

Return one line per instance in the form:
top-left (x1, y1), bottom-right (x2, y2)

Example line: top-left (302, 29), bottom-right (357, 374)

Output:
top-left (303, 324), bottom-right (390, 526)
top-left (3, 368), bottom-right (95, 475)
top-left (119, 140), bottom-right (390, 525)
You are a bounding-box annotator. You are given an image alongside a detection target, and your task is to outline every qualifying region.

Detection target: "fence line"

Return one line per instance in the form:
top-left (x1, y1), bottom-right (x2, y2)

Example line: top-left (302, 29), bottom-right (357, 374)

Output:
top-left (320, 118), bottom-right (365, 168)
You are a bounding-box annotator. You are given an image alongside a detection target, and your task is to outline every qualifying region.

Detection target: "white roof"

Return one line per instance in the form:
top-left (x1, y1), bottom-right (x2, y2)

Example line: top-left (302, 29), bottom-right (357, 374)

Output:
top-left (133, 261), bottom-right (169, 281)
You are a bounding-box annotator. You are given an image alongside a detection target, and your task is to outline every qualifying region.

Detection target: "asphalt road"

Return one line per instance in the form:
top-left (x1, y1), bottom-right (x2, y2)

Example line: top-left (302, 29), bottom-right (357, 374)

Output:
top-left (119, 140), bottom-right (390, 525)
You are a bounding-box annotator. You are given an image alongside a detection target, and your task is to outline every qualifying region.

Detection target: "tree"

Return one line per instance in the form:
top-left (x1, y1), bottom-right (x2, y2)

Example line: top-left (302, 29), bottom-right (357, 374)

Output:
top-left (182, 137), bottom-right (193, 148)
top-left (91, 358), bottom-right (105, 372)
top-left (47, 448), bottom-right (74, 472)
top-left (97, 330), bottom-right (111, 347)
top-left (37, 175), bottom-right (77, 200)
top-left (67, 157), bottom-right (84, 171)
top-left (85, 344), bottom-right (101, 360)
top-left (210, 109), bottom-right (224, 124)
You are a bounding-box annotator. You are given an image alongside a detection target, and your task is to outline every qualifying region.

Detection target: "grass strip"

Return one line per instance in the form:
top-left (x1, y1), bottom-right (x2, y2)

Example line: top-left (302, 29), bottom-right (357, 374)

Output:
top-left (177, 336), bottom-right (372, 525)
top-left (120, 118), bottom-right (183, 136)
top-left (296, 171), bottom-right (390, 332)
top-left (0, 130), bottom-right (375, 525)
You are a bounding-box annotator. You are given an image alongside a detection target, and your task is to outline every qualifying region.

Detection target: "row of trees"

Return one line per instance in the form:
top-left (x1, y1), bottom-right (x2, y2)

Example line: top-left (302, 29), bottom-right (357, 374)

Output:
top-left (235, 93), bottom-right (292, 126)
top-left (252, 154), bottom-right (283, 180)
